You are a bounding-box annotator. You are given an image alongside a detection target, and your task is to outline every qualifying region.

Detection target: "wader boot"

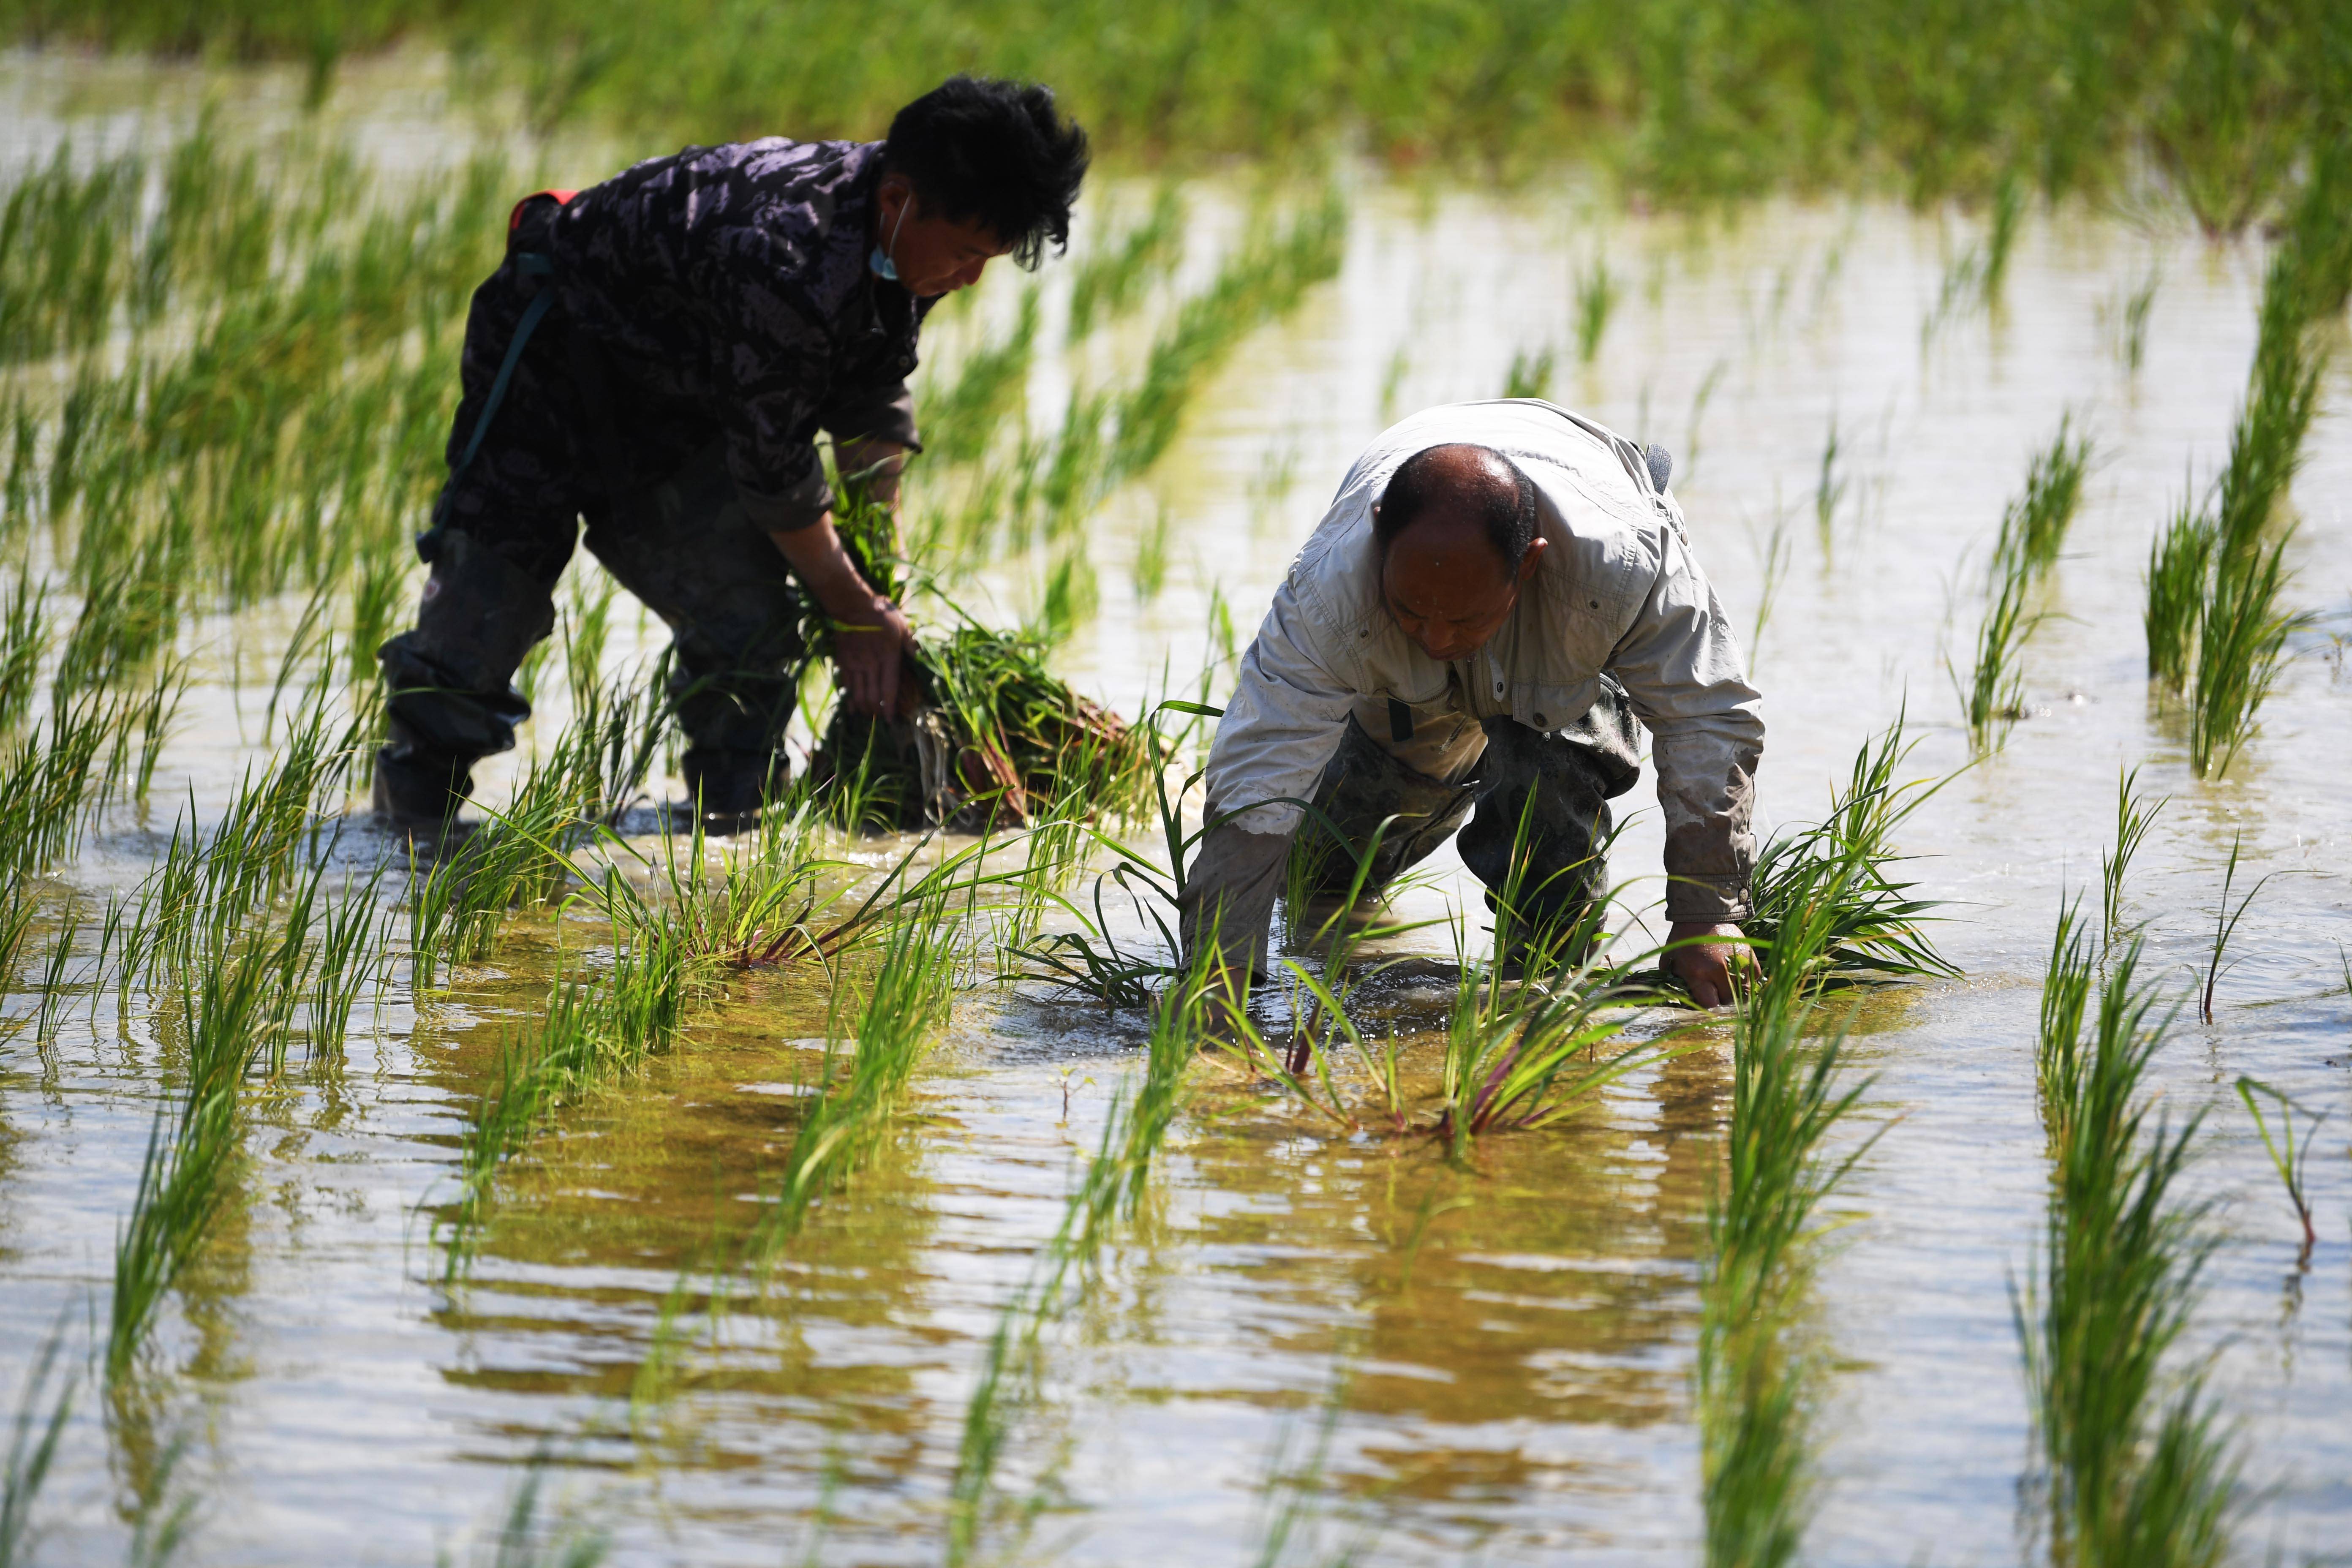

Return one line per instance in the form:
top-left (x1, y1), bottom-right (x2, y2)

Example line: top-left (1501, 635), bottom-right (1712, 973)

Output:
top-left (677, 747), bottom-right (793, 836)
top-left (374, 529), bottom-right (555, 832)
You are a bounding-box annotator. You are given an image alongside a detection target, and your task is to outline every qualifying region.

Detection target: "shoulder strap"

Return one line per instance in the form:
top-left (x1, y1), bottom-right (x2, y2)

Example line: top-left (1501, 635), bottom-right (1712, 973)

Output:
top-left (422, 191), bottom-right (580, 553)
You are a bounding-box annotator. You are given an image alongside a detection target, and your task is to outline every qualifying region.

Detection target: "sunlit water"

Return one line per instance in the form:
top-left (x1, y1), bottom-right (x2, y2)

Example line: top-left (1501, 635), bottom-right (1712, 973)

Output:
top-left (3, 54), bottom-right (2349, 1567)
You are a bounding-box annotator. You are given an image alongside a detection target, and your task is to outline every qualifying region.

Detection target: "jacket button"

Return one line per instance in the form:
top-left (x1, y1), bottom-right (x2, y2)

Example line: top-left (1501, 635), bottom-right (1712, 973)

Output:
top-left (1534, 713), bottom-right (1546, 727)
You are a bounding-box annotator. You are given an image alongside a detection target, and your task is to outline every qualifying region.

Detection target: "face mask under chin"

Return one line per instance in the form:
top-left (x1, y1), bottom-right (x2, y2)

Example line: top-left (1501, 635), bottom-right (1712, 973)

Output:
top-left (869, 194), bottom-right (913, 283)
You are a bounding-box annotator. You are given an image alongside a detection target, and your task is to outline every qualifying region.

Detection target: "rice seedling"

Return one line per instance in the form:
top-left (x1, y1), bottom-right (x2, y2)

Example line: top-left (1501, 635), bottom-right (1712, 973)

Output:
top-left (34, 0), bottom-right (2343, 215)
top-left (2115, 267), bottom-right (2159, 375)
top-left (1977, 171), bottom-right (2025, 307)
top-left (1994, 414), bottom-right (2093, 581)
top-left (1130, 501), bottom-right (1171, 601)
top-left (917, 289), bottom-right (1040, 468)
top-left (1065, 186), bottom-right (1183, 341)
top-left (1956, 536), bottom-right (2037, 751)
top-left (1098, 192), bottom-right (1346, 494)
top-left (1680, 356), bottom-right (1728, 487)
top-left (0, 574), bottom-right (46, 738)
top-left (2186, 531), bottom-right (2300, 778)
top-left (110, 940), bottom-right (275, 1381)
top-left (1378, 343), bottom-right (1411, 422)
top-left (0, 688), bottom-right (134, 875)
top-left (1438, 943), bottom-right (1695, 1160)
top-left (1812, 416), bottom-right (1845, 556)
top-left (0, 884), bottom-right (35, 988)
top-left (2234, 1078), bottom-right (2320, 1266)
top-left (2198, 831), bottom-right (2278, 1026)
top-left (307, 860), bottom-right (390, 1063)
top-left (2148, 138), bottom-right (2343, 775)
top-left (1503, 344), bottom-right (1556, 400)
top-left (1741, 716), bottom-right (1956, 987)
top-left (2142, 497), bottom-right (2212, 696)
top-left (749, 890), bottom-right (960, 1256)
top-left (1748, 506), bottom-right (1794, 659)
top-left (28, 900), bottom-right (80, 1049)
top-left (1573, 258), bottom-right (1617, 363)
top-left (0, 1317), bottom-right (76, 1568)
top-left (1027, 544), bottom-right (1098, 645)
top-left (2098, 768), bottom-right (2159, 955)
top-left (806, 608), bottom-right (1150, 832)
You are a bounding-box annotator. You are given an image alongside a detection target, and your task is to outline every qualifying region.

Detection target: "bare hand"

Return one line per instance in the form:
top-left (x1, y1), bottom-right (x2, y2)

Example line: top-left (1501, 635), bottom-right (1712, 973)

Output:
top-left (832, 596), bottom-right (915, 717)
top-left (1667, 920), bottom-right (1750, 1008)
top-left (765, 512), bottom-right (916, 718)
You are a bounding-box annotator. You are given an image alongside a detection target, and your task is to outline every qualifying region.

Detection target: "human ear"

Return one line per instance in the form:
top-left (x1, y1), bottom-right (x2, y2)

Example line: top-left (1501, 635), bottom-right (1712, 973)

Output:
top-left (1516, 534), bottom-right (1549, 583)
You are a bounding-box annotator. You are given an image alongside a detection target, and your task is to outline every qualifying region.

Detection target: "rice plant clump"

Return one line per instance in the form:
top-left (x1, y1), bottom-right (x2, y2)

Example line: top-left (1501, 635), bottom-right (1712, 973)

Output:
top-left (1994, 414), bottom-right (2093, 581)
top-left (2146, 138), bottom-right (2344, 775)
top-left (1742, 717), bottom-right (1956, 986)
top-left (2020, 931), bottom-right (2238, 1566)
top-left (1955, 417), bottom-right (2091, 753)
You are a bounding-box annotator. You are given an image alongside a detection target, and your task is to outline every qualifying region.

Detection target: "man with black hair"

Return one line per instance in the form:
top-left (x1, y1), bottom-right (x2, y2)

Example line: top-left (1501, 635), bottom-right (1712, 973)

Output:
top-left (375, 75), bottom-right (1089, 832)
top-left (1179, 400), bottom-right (1764, 1006)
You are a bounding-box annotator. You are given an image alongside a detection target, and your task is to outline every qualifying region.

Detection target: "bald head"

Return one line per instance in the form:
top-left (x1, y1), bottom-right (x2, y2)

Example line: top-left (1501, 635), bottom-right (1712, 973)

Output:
top-left (1372, 444), bottom-right (1537, 577)
top-left (1371, 443), bottom-right (1548, 662)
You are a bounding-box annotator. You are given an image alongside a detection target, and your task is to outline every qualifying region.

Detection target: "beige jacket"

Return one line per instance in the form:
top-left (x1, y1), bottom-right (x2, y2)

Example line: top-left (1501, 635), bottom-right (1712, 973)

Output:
top-left (1186, 400), bottom-right (1764, 962)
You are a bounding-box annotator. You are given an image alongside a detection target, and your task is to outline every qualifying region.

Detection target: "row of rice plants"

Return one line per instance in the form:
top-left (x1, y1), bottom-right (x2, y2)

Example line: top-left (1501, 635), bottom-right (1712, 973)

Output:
top-left (946, 956), bottom-right (1220, 1564)
top-left (1695, 880), bottom-right (1884, 1565)
top-left (2017, 779), bottom-right (2238, 1565)
top-left (0, 126), bottom-right (506, 651)
top-left (2144, 139), bottom-right (2349, 777)
top-left (103, 681), bottom-right (385, 1384)
top-left (27, 0), bottom-right (2344, 223)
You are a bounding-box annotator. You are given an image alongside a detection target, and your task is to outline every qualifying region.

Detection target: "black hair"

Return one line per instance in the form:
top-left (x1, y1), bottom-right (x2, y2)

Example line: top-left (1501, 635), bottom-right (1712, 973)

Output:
top-left (881, 75), bottom-right (1090, 269)
top-left (1372, 444), bottom-right (1538, 571)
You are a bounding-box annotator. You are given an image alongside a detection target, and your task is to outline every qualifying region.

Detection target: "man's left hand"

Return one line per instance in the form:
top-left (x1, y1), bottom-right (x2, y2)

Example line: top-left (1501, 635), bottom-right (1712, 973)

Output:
top-left (1666, 920), bottom-right (1750, 1009)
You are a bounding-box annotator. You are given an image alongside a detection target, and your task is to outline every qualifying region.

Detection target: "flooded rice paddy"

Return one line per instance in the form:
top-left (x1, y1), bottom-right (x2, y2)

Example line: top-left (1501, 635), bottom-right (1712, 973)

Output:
top-left (3, 53), bottom-right (2350, 1567)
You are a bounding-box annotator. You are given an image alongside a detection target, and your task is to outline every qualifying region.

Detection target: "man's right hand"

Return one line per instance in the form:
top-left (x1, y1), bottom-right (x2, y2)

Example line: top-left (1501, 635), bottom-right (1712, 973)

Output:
top-left (833, 595), bottom-right (915, 717)
top-left (765, 512), bottom-right (917, 717)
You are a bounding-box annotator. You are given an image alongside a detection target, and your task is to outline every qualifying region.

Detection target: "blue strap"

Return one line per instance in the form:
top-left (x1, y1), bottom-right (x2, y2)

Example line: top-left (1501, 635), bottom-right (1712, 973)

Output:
top-left (451, 253), bottom-right (557, 481)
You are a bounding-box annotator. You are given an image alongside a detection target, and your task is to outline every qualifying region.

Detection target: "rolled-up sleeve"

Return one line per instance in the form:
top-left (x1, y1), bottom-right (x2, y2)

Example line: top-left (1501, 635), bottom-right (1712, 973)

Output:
top-left (824, 381), bottom-right (921, 453)
top-left (1605, 524), bottom-right (1765, 923)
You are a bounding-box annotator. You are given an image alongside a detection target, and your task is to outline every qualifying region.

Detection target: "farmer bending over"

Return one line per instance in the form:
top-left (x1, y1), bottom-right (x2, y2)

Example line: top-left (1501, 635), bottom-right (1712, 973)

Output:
top-left (375, 76), bottom-right (1089, 832)
top-left (1180, 400), bottom-right (1764, 1006)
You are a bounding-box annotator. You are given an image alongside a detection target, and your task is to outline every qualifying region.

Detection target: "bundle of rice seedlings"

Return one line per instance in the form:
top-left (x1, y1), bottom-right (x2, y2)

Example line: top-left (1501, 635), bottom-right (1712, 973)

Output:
top-left (803, 507), bottom-right (1150, 832)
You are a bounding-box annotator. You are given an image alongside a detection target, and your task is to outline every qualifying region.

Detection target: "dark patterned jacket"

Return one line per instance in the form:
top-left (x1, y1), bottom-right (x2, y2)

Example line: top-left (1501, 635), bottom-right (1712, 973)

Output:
top-left (446, 138), bottom-right (928, 543)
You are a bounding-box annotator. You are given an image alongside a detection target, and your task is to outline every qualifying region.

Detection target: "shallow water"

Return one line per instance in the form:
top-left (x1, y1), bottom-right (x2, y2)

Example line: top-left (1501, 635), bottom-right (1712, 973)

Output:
top-left (3, 57), bottom-right (2351, 1566)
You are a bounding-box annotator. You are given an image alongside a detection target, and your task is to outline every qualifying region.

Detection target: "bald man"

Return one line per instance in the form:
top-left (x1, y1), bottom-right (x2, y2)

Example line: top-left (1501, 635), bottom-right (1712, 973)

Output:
top-left (1179, 399), bottom-right (1764, 1004)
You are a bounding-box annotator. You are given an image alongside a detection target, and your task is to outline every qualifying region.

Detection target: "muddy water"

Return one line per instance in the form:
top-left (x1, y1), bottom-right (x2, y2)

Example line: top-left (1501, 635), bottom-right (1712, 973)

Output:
top-left (3, 59), bottom-right (2351, 1566)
